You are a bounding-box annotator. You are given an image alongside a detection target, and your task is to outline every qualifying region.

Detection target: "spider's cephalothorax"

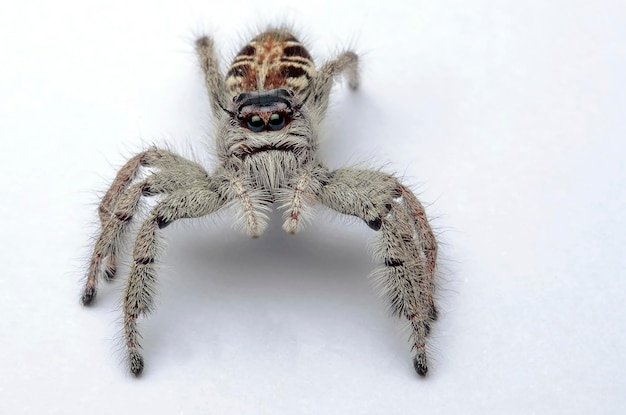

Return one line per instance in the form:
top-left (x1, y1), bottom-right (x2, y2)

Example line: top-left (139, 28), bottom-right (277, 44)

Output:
top-left (82, 28), bottom-right (439, 378)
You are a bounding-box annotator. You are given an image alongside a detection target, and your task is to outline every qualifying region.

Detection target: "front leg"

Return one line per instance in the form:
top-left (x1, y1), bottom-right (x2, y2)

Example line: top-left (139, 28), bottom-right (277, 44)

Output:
top-left (318, 168), bottom-right (438, 376)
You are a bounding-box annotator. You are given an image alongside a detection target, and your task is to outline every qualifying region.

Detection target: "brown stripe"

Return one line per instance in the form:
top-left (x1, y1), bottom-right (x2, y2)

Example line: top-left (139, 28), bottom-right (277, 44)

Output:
top-left (237, 44), bottom-right (256, 56)
top-left (283, 45), bottom-right (311, 59)
top-left (282, 65), bottom-right (310, 79)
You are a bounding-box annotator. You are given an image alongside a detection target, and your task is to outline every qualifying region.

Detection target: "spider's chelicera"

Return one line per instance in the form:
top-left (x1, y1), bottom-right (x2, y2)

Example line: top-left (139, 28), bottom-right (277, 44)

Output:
top-left (82, 28), bottom-right (439, 378)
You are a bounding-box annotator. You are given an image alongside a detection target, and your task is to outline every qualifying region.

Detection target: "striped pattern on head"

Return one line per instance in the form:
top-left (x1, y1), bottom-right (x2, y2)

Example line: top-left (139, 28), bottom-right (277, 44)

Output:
top-left (225, 30), bottom-right (315, 99)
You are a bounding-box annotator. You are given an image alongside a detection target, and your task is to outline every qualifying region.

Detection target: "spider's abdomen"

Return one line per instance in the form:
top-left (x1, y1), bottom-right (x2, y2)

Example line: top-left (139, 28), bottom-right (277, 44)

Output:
top-left (225, 30), bottom-right (315, 99)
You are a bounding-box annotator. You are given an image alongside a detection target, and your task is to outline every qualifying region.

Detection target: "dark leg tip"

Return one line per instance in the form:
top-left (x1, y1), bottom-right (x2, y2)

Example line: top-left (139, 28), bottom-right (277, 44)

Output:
top-left (156, 216), bottom-right (171, 229)
top-left (413, 356), bottom-right (428, 377)
top-left (195, 36), bottom-right (211, 48)
top-left (141, 183), bottom-right (156, 196)
top-left (81, 287), bottom-right (96, 306)
top-left (384, 257), bottom-right (404, 267)
top-left (104, 267), bottom-right (117, 281)
top-left (429, 306), bottom-right (439, 321)
top-left (129, 351), bottom-right (144, 377)
top-left (366, 218), bottom-right (382, 231)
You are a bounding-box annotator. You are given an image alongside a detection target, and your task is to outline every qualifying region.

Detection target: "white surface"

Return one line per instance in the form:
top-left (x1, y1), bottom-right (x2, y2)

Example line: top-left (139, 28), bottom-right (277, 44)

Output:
top-left (1, 0), bottom-right (624, 413)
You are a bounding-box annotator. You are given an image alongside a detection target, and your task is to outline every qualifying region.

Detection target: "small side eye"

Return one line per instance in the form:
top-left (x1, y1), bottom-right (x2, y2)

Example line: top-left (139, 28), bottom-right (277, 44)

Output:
top-left (247, 115), bottom-right (265, 132)
top-left (268, 113), bottom-right (285, 130)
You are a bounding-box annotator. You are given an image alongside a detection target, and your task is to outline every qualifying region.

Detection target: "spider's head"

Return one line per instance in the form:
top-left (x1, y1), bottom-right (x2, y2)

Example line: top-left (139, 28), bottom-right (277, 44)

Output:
top-left (219, 88), bottom-right (314, 187)
top-left (230, 88), bottom-right (301, 133)
top-left (221, 88), bottom-right (314, 164)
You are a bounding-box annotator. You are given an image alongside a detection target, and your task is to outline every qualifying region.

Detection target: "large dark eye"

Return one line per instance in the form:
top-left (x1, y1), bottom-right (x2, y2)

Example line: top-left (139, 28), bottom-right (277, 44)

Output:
top-left (247, 115), bottom-right (265, 132)
top-left (268, 113), bottom-right (285, 130)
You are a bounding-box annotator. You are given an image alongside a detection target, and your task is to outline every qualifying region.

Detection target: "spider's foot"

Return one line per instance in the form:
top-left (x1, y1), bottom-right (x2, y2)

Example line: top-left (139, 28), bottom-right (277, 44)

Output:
top-left (81, 287), bottom-right (96, 306)
top-left (195, 35), bottom-right (213, 49)
top-left (129, 350), bottom-right (144, 377)
top-left (413, 354), bottom-right (428, 377)
top-left (349, 78), bottom-right (359, 91)
top-left (366, 218), bottom-right (382, 231)
top-left (156, 216), bottom-right (171, 229)
top-left (344, 51), bottom-right (359, 90)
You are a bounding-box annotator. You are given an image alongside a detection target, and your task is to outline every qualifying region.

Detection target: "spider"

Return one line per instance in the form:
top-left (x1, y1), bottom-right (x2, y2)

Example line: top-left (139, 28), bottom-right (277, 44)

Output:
top-left (81, 28), bottom-right (439, 377)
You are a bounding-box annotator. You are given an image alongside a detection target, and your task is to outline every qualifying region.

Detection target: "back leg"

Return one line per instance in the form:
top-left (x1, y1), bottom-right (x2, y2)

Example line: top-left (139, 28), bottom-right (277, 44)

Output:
top-left (307, 51), bottom-right (359, 117)
top-left (195, 36), bottom-right (229, 120)
top-left (83, 180), bottom-right (144, 305)
top-left (82, 148), bottom-right (210, 305)
top-left (96, 153), bottom-right (144, 282)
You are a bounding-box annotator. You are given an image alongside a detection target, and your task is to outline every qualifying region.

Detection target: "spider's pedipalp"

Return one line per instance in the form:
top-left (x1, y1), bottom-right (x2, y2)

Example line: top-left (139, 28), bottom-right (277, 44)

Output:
top-left (279, 164), bottom-right (326, 234)
top-left (222, 173), bottom-right (272, 238)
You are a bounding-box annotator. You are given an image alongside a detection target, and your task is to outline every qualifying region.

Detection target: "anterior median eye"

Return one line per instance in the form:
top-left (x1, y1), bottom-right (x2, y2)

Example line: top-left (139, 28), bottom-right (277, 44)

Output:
top-left (268, 113), bottom-right (285, 130)
top-left (247, 115), bottom-right (265, 132)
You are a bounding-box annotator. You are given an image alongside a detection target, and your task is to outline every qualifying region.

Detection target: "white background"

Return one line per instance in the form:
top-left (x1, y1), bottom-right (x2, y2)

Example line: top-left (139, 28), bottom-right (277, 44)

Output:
top-left (1, 0), bottom-right (625, 413)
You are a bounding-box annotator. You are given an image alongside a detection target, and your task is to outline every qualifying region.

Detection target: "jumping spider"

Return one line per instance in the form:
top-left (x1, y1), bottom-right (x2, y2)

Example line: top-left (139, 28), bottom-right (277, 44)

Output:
top-left (82, 28), bottom-right (439, 377)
